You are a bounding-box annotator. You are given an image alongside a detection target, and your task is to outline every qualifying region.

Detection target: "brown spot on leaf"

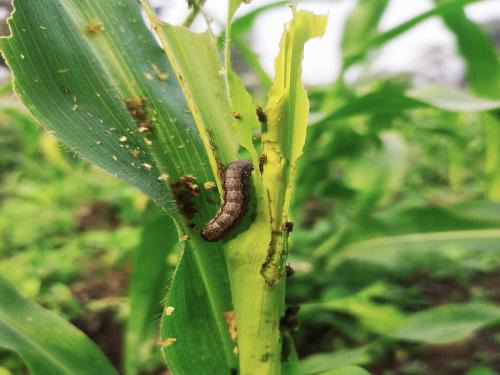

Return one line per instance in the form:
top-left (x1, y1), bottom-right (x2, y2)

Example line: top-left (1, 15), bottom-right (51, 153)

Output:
top-left (125, 97), bottom-right (153, 133)
top-left (125, 97), bottom-right (146, 120)
top-left (258, 154), bottom-right (267, 173)
top-left (83, 20), bottom-right (104, 34)
top-left (224, 311), bottom-right (238, 342)
top-left (204, 181), bottom-right (216, 190)
top-left (158, 338), bottom-right (176, 347)
top-left (170, 175), bottom-right (200, 219)
top-left (130, 148), bottom-right (140, 158)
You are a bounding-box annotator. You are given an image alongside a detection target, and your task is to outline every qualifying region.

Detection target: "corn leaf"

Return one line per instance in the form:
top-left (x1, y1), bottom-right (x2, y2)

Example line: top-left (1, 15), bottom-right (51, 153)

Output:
top-left (0, 276), bottom-right (117, 375)
top-left (125, 206), bottom-right (178, 375)
top-left (0, 0), bottom-right (235, 373)
top-left (140, 1), bottom-right (238, 187)
top-left (391, 303), bottom-right (500, 345)
top-left (341, 0), bottom-right (389, 67)
top-left (328, 229), bottom-right (500, 269)
top-left (301, 347), bottom-right (372, 375)
top-left (0, 0), bottom-right (208, 213)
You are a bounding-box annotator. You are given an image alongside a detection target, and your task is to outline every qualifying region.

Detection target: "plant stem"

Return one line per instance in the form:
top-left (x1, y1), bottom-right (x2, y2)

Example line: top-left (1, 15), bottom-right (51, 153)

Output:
top-left (182, 0), bottom-right (207, 28)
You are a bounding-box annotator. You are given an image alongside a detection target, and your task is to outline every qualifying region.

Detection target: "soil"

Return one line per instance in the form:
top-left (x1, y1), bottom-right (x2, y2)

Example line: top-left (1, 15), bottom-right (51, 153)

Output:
top-left (74, 201), bottom-right (121, 231)
top-left (70, 262), bottom-right (131, 371)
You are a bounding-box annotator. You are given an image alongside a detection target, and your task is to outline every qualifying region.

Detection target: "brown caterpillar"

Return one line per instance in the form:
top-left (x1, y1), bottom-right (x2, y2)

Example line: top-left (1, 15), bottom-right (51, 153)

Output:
top-left (201, 160), bottom-right (253, 242)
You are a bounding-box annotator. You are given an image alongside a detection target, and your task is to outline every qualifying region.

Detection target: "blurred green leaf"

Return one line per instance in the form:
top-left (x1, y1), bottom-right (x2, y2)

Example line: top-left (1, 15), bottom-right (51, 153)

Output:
top-left (312, 132), bottom-right (409, 258)
top-left (328, 229), bottom-right (500, 269)
top-left (435, 0), bottom-right (500, 199)
top-left (300, 347), bottom-right (372, 375)
top-left (407, 85), bottom-right (500, 112)
top-left (302, 282), bottom-right (406, 335)
top-left (125, 206), bottom-right (178, 375)
top-left (343, 132), bottom-right (408, 202)
top-left (349, 201), bottom-right (500, 242)
top-left (320, 366), bottom-right (371, 375)
top-left (467, 367), bottom-right (497, 375)
top-left (391, 303), bottom-right (500, 345)
top-left (484, 114), bottom-right (500, 199)
top-left (316, 199), bottom-right (500, 261)
top-left (341, 0), bottom-right (389, 68)
top-left (0, 276), bottom-right (117, 375)
top-left (312, 91), bottom-right (425, 125)
top-left (435, 0), bottom-right (500, 99)
top-left (343, 0), bottom-right (477, 68)
top-left (313, 85), bottom-right (500, 126)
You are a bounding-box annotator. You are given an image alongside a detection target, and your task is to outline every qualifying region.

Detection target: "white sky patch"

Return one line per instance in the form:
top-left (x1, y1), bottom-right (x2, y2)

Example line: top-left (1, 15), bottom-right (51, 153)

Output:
top-left (466, 0), bottom-right (500, 23)
top-left (0, 8), bottom-right (8, 21)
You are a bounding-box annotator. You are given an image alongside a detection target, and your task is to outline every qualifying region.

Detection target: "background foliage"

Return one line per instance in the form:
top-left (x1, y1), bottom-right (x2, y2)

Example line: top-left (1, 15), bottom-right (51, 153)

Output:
top-left (0, 0), bottom-right (500, 374)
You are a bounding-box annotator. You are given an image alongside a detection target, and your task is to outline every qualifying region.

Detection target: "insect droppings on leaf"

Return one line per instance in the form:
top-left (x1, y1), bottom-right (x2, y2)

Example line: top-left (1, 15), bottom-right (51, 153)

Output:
top-left (130, 148), bottom-right (140, 158)
top-left (157, 173), bottom-right (169, 182)
top-left (158, 338), bottom-right (177, 347)
top-left (151, 63), bottom-right (169, 81)
top-left (261, 352), bottom-right (272, 362)
top-left (164, 306), bottom-right (175, 316)
top-left (281, 221), bottom-right (294, 233)
top-left (170, 175), bottom-right (200, 219)
top-left (256, 106), bottom-right (267, 123)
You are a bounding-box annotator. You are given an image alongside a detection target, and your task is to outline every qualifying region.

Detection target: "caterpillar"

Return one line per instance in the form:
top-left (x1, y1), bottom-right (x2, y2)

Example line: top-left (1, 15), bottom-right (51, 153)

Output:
top-left (201, 160), bottom-right (253, 242)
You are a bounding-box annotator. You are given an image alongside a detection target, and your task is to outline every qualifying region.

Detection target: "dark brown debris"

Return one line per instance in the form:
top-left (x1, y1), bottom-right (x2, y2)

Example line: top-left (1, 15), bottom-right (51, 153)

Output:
top-left (170, 175), bottom-right (200, 219)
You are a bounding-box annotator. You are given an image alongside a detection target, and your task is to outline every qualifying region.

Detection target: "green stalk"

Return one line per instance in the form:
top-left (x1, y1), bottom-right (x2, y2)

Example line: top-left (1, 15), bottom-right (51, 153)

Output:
top-left (230, 8), bottom-right (327, 374)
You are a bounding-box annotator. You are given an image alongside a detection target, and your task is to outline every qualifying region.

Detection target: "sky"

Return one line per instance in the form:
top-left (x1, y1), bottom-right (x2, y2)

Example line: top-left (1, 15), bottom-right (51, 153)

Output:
top-left (152, 0), bottom-right (500, 86)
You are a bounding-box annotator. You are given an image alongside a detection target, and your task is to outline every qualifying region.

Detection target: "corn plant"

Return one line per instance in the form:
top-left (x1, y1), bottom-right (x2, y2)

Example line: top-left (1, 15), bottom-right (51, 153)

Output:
top-left (0, 0), bottom-right (327, 374)
top-left (3, 0), bottom-right (500, 374)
